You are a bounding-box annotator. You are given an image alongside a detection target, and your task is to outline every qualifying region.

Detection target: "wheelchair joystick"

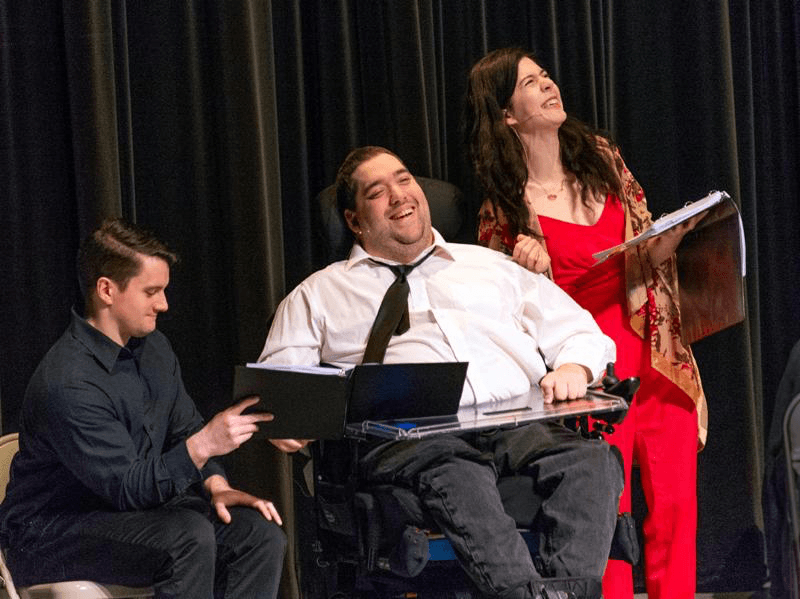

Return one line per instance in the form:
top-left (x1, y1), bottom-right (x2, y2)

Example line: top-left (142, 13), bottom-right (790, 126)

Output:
top-left (571, 362), bottom-right (635, 439)
top-left (601, 362), bottom-right (619, 389)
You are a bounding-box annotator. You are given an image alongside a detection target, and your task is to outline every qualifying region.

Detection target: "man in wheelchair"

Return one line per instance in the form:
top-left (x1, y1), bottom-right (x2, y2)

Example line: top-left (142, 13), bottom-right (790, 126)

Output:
top-left (260, 146), bottom-right (624, 599)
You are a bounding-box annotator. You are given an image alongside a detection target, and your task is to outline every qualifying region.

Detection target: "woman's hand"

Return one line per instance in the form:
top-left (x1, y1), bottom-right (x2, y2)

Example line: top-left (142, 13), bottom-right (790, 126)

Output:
top-left (512, 234), bottom-right (551, 274)
top-left (645, 213), bottom-right (706, 268)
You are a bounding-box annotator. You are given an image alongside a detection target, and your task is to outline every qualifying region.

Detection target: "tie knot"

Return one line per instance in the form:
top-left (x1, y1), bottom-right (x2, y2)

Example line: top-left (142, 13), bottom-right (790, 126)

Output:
top-left (389, 264), bottom-right (413, 281)
top-left (371, 248), bottom-right (435, 281)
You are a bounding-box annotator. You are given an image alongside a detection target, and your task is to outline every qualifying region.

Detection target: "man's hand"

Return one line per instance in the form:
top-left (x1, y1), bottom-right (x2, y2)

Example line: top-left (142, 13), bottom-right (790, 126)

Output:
top-left (186, 397), bottom-right (274, 469)
top-left (512, 234), bottom-right (551, 274)
top-left (205, 474), bottom-right (282, 526)
top-left (269, 438), bottom-right (312, 453)
top-left (539, 363), bottom-right (591, 403)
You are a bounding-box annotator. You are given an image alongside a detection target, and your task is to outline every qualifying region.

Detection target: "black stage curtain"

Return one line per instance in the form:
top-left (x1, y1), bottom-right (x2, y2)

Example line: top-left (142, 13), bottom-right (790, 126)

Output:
top-left (2, 1), bottom-right (799, 594)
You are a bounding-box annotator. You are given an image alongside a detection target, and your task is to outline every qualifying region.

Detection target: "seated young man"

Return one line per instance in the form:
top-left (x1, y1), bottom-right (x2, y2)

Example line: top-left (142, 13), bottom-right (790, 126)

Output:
top-left (0, 219), bottom-right (286, 599)
top-left (259, 146), bottom-right (623, 599)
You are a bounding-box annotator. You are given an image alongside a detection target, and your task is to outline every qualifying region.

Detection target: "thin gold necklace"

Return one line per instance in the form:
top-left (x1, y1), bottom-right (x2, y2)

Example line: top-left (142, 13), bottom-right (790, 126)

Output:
top-left (528, 177), bottom-right (566, 201)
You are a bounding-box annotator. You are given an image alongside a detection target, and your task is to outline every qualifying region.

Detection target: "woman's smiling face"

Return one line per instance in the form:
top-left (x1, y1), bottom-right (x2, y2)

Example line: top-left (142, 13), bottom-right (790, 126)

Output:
top-left (505, 57), bottom-right (567, 132)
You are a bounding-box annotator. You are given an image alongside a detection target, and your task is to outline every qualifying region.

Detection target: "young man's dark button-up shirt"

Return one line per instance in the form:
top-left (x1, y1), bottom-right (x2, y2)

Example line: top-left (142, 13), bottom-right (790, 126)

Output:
top-left (0, 310), bottom-right (223, 542)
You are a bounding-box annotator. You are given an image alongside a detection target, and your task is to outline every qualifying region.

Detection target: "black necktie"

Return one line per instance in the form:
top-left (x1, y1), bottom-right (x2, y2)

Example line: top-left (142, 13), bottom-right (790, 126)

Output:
top-left (362, 250), bottom-right (435, 364)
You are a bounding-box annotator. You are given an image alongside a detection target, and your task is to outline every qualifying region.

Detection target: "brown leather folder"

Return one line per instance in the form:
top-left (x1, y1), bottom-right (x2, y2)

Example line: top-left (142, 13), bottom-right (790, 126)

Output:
top-left (676, 197), bottom-right (746, 344)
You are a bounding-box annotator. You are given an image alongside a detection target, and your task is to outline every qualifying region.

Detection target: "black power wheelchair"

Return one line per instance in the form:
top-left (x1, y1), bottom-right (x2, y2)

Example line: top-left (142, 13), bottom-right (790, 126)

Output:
top-left (291, 365), bottom-right (638, 599)
top-left (287, 179), bottom-right (641, 598)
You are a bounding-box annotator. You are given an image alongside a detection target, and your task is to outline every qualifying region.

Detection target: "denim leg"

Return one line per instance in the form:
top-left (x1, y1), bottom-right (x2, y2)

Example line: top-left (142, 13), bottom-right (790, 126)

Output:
top-left (481, 422), bottom-right (624, 578)
top-left (361, 436), bottom-right (541, 598)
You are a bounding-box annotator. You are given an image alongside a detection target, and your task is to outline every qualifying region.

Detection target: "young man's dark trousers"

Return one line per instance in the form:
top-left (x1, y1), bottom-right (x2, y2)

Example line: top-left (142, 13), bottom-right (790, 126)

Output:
top-left (4, 493), bottom-right (287, 599)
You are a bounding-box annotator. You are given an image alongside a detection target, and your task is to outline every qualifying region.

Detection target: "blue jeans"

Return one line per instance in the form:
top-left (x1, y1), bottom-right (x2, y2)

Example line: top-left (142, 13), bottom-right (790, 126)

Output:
top-left (360, 421), bottom-right (623, 598)
top-left (5, 493), bottom-right (287, 599)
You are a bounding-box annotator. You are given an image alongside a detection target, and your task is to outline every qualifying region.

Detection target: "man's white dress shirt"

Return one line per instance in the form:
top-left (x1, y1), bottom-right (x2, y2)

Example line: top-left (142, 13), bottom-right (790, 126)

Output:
top-left (259, 229), bottom-right (615, 406)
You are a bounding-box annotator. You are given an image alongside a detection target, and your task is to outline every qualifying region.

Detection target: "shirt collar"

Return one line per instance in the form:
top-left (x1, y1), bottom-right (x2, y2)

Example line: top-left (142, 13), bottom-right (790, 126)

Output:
top-left (69, 307), bottom-right (144, 372)
top-left (344, 228), bottom-right (455, 270)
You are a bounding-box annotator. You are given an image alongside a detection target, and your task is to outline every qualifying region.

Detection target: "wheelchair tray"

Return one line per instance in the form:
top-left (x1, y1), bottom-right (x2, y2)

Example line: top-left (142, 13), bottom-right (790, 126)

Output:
top-left (344, 387), bottom-right (628, 440)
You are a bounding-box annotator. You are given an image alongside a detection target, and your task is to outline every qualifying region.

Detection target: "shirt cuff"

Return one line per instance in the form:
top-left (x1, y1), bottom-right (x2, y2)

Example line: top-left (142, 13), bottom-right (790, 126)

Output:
top-left (552, 340), bottom-right (616, 385)
top-left (162, 441), bottom-right (204, 493)
top-left (201, 458), bottom-right (226, 481)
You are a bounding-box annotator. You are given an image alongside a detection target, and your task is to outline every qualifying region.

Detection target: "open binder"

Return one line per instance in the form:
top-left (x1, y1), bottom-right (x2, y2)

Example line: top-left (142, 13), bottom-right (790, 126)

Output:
top-left (592, 190), bottom-right (746, 344)
top-left (233, 362), bottom-right (468, 439)
top-left (674, 193), bottom-right (746, 344)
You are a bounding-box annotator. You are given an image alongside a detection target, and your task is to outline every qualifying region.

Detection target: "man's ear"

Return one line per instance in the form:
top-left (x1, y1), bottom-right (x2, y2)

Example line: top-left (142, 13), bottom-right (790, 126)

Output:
top-left (344, 209), bottom-right (360, 235)
top-left (94, 277), bottom-right (115, 308)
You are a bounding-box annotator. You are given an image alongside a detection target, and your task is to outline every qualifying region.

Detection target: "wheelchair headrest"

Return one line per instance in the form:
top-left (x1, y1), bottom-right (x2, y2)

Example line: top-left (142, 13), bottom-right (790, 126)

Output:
top-left (314, 176), bottom-right (466, 264)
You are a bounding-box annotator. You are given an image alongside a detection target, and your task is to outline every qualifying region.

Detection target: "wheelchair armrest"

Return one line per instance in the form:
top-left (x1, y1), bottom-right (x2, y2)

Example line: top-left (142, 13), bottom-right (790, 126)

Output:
top-left (585, 377), bottom-right (639, 428)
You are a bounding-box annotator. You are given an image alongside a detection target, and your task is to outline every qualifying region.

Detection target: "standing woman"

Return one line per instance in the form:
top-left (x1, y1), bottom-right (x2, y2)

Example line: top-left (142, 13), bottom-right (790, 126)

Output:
top-left (464, 47), bottom-right (706, 599)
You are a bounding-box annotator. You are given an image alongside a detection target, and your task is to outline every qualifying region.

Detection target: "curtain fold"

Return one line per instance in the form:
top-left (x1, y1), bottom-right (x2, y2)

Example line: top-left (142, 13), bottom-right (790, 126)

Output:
top-left (62, 1), bottom-right (125, 229)
top-left (4, 0), bottom-right (800, 594)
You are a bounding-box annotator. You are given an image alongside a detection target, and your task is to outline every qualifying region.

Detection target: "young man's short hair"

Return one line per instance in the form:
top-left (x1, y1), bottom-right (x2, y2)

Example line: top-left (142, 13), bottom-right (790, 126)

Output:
top-left (77, 218), bottom-right (178, 316)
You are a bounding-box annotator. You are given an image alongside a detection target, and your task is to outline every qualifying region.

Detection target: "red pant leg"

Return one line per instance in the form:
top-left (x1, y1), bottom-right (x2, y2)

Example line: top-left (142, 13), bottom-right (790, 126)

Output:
top-left (634, 369), bottom-right (698, 599)
top-left (599, 367), bottom-right (698, 599)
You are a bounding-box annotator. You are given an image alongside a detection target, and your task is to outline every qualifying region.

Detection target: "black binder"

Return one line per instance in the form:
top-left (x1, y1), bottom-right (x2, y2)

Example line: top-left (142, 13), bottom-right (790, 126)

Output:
top-left (233, 362), bottom-right (468, 439)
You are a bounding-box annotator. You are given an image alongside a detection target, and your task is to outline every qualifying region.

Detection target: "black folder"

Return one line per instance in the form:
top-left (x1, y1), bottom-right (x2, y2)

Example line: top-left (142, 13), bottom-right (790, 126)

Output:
top-left (233, 362), bottom-right (468, 439)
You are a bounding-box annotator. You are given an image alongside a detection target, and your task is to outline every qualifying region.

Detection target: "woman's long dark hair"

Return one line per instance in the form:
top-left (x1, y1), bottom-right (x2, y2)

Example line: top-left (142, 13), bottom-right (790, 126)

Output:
top-left (465, 47), bottom-right (623, 239)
